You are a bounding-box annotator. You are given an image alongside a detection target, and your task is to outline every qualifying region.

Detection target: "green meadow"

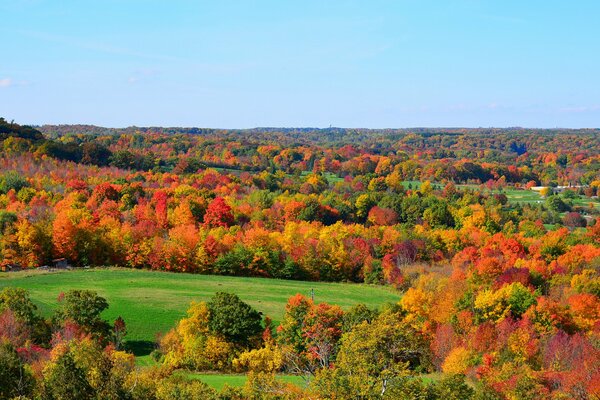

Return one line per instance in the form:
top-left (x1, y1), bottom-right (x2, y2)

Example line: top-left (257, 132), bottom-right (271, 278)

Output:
top-left (180, 372), bottom-right (307, 391)
top-left (0, 268), bottom-right (399, 360)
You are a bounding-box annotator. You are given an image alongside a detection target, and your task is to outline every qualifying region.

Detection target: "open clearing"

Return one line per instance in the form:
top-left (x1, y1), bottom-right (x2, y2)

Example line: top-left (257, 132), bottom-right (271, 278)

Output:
top-left (180, 372), bottom-right (443, 391)
top-left (180, 372), bottom-right (306, 391)
top-left (0, 268), bottom-right (399, 359)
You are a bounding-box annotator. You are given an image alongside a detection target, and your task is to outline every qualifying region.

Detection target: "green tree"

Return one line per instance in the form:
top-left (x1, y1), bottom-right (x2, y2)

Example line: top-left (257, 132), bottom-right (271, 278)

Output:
top-left (207, 292), bottom-right (262, 345)
top-left (0, 287), bottom-right (50, 344)
top-left (0, 342), bottom-right (34, 399)
top-left (545, 195), bottom-right (569, 213)
top-left (342, 303), bottom-right (378, 333)
top-left (423, 199), bottom-right (454, 228)
top-left (0, 170), bottom-right (29, 194)
top-left (434, 374), bottom-right (474, 400)
top-left (53, 290), bottom-right (111, 338)
top-left (314, 310), bottom-right (429, 397)
top-left (42, 351), bottom-right (95, 400)
top-left (0, 210), bottom-right (18, 231)
top-left (0, 287), bottom-right (38, 324)
top-left (355, 194), bottom-right (375, 222)
top-left (81, 142), bottom-right (112, 166)
top-left (156, 376), bottom-right (217, 400)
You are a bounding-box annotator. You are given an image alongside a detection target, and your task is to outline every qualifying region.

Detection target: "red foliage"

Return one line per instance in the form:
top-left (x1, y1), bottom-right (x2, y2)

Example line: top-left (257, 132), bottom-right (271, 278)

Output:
top-left (153, 190), bottom-right (169, 229)
top-left (203, 197), bottom-right (234, 228)
top-left (367, 206), bottom-right (398, 226)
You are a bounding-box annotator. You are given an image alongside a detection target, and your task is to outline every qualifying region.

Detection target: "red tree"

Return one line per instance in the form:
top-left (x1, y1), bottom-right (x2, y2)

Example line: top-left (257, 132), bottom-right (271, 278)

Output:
top-left (204, 197), bottom-right (234, 228)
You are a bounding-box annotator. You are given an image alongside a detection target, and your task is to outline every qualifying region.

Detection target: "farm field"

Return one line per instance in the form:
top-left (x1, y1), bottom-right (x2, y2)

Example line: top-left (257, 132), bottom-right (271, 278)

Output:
top-left (180, 373), bottom-right (306, 391)
top-left (459, 184), bottom-right (600, 208)
top-left (458, 184), bottom-right (544, 204)
top-left (179, 372), bottom-right (442, 391)
top-left (0, 268), bottom-right (400, 359)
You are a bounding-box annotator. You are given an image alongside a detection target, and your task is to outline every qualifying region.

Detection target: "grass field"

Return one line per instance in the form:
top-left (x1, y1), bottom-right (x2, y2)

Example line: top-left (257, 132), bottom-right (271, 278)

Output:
top-left (458, 184), bottom-right (600, 209)
top-left (180, 371), bottom-right (443, 391)
top-left (0, 268), bottom-right (399, 361)
top-left (458, 184), bottom-right (545, 205)
top-left (180, 372), bottom-right (307, 391)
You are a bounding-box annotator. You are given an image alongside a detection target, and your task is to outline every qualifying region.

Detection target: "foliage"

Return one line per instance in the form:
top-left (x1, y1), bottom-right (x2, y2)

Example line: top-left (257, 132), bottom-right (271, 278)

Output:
top-left (0, 119), bottom-right (599, 398)
top-left (53, 290), bottom-right (111, 339)
top-left (207, 292), bottom-right (263, 345)
top-left (0, 342), bottom-right (34, 399)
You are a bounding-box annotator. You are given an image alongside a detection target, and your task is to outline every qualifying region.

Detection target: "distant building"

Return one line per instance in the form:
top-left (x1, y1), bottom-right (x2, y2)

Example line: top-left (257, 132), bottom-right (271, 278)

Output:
top-left (1, 263), bottom-right (22, 272)
top-left (52, 258), bottom-right (69, 269)
top-left (531, 185), bottom-right (586, 194)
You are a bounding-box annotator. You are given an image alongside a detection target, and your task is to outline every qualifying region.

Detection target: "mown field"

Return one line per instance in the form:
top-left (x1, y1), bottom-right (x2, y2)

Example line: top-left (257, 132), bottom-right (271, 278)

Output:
top-left (179, 372), bottom-right (307, 391)
top-left (179, 371), bottom-right (443, 391)
top-left (179, 371), bottom-right (442, 390)
top-left (0, 268), bottom-right (400, 361)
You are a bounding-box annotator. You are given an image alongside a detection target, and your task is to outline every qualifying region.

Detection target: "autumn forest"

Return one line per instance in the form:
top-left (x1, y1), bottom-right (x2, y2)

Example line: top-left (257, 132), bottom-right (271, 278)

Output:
top-left (0, 118), bottom-right (599, 399)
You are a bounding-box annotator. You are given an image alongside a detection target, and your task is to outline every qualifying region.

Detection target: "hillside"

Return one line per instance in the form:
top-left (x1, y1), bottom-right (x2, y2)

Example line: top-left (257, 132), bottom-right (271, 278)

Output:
top-left (0, 268), bottom-right (399, 357)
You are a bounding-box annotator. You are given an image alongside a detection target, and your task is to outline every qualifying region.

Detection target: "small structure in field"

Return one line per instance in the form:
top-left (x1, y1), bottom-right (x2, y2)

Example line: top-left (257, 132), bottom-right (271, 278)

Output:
top-left (530, 185), bottom-right (587, 194)
top-left (52, 258), bottom-right (70, 269)
top-left (1, 263), bottom-right (23, 272)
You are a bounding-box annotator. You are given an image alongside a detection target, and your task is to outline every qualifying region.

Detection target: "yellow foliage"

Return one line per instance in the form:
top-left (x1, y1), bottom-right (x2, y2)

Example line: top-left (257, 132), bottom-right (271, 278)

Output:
top-left (232, 345), bottom-right (284, 373)
top-left (401, 287), bottom-right (433, 327)
top-left (160, 301), bottom-right (235, 371)
top-left (375, 156), bottom-right (392, 175)
top-left (110, 350), bottom-right (136, 377)
top-left (442, 346), bottom-right (474, 374)
top-left (384, 169), bottom-right (404, 192)
top-left (570, 269), bottom-right (600, 295)
top-left (507, 327), bottom-right (537, 364)
top-left (203, 335), bottom-right (233, 370)
top-left (462, 204), bottom-right (487, 229)
top-left (177, 301), bottom-right (210, 340)
top-left (539, 187), bottom-right (551, 197)
top-left (160, 330), bottom-right (185, 369)
top-left (419, 180), bottom-right (433, 195)
top-left (170, 201), bottom-right (195, 226)
top-left (474, 288), bottom-right (510, 322)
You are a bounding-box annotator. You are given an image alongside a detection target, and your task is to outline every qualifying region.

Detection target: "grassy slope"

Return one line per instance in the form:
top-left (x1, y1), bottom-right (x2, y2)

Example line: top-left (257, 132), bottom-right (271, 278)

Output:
top-left (181, 372), bottom-right (443, 391)
top-left (181, 373), bottom-right (307, 391)
top-left (0, 268), bottom-right (399, 357)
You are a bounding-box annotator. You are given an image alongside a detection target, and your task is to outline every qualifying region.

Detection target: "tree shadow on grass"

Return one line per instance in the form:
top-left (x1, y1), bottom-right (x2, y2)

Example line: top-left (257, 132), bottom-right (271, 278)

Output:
top-left (125, 340), bottom-right (156, 357)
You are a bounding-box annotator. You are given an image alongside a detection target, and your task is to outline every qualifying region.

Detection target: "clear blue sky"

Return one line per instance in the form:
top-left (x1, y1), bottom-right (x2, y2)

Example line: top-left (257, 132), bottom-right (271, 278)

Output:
top-left (1, 0), bottom-right (599, 128)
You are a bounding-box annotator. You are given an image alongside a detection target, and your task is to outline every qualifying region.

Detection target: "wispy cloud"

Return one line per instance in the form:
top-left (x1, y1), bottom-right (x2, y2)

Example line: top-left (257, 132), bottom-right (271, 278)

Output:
top-left (0, 78), bottom-right (12, 87)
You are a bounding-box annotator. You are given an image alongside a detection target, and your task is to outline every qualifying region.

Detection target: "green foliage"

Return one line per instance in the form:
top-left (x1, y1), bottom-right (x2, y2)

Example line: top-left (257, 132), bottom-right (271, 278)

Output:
top-left (0, 210), bottom-right (17, 231)
top-left (342, 303), bottom-right (378, 332)
top-left (355, 193), bottom-right (375, 222)
top-left (0, 287), bottom-right (38, 324)
top-left (0, 117), bottom-right (44, 141)
top-left (0, 342), bottom-right (34, 399)
top-left (207, 292), bottom-right (263, 345)
top-left (545, 195), bottom-right (570, 213)
top-left (434, 374), bottom-right (474, 400)
top-left (42, 351), bottom-right (95, 400)
top-left (423, 198), bottom-right (455, 228)
top-left (156, 375), bottom-right (217, 400)
top-left (506, 283), bottom-right (537, 318)
top-left (53, 289), bottom-right (111, 338)
top-left (0, 170), bottom-right (29, 194)
top-left (213, 246), bottom-right (254, 276)
top-left (318, 310), bottom-right (430, 397)
top-left (81, 142), bottom-right (112, 166)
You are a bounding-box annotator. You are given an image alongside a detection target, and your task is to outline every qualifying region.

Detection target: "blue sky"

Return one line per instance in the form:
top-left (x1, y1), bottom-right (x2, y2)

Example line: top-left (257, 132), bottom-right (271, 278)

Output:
top-left (1, 0), bottom-right (599, 128)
